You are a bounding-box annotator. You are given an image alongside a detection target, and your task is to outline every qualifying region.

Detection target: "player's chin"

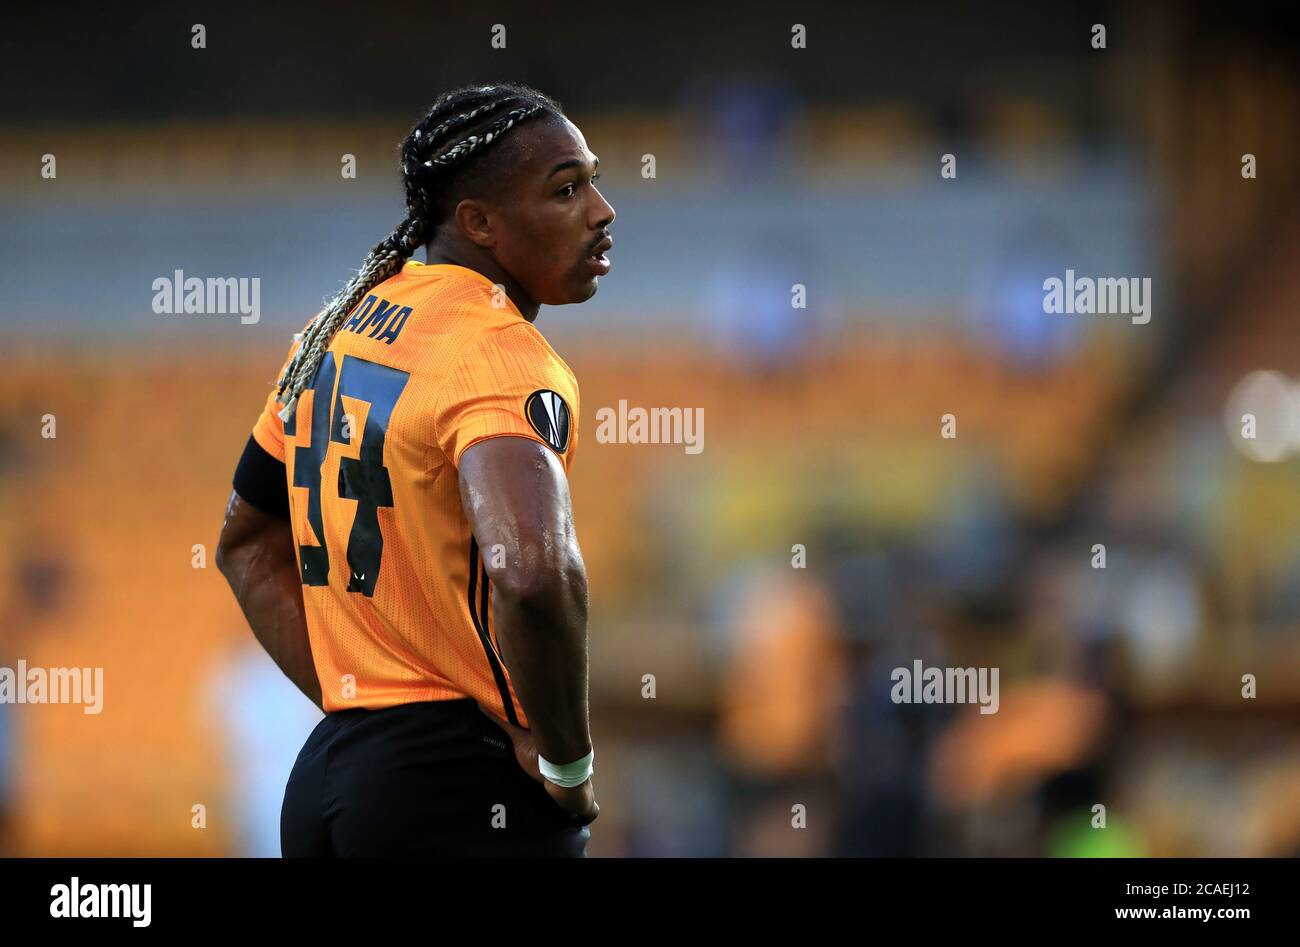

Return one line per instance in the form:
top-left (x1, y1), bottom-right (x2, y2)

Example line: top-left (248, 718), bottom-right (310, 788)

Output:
top-left (555, 268), bottom-right (601, 304)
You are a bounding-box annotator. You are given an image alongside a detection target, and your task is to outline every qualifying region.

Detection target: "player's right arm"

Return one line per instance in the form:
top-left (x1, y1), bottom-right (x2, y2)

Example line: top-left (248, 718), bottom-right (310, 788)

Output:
top-left (434, 320), bottom-right (594, 824)
top-left (458, 436), bottom-right (598, 825)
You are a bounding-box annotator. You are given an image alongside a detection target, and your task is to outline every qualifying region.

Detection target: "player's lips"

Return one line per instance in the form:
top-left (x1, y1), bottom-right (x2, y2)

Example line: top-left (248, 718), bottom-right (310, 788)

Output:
top-left (585, 235), bottom-right (613, 275)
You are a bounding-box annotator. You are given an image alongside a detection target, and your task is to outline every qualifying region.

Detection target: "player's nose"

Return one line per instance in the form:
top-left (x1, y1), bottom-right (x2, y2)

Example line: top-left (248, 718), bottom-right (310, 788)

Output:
top-left (590, 189), bottom-right (615, 229)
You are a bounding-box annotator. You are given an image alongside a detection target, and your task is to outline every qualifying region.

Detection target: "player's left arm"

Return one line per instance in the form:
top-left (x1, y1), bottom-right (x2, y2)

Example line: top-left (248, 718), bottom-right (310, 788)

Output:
top-left (216, 437), bottom-right (323, 711)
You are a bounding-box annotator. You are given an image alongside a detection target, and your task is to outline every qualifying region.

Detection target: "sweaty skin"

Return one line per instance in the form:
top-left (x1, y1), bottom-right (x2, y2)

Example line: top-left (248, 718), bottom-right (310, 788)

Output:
top-left (458, 436), bottom-right (597, 825)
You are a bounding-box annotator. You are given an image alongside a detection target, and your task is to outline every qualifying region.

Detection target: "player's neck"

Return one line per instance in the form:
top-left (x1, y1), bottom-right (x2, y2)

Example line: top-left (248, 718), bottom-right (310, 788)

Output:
top-left (423, 245), bottom-right (540, 323)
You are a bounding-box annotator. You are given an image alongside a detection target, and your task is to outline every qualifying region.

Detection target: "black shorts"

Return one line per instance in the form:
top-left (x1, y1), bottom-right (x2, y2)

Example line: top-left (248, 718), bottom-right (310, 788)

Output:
top-left (280, 698), bottom-right (590, 857)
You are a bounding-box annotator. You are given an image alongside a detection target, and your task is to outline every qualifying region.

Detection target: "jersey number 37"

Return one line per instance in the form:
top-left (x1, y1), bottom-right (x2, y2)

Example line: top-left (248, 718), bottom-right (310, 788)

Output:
top-left (283, 352), bottom-right (410, 597)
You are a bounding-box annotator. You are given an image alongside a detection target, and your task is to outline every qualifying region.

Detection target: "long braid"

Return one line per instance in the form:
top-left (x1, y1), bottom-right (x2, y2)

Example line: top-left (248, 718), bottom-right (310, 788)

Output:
top-left (274, 83), bottom-right (563, 421)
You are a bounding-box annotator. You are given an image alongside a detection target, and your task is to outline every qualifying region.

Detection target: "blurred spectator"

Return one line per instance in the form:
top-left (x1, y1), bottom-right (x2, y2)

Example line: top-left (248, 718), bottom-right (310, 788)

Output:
top-left (716, 569), bottom-right (845, 856)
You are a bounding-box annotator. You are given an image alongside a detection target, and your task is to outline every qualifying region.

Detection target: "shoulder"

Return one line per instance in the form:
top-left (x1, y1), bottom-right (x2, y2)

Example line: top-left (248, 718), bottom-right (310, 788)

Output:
top-left (444, 314), bottom-right (577, 387)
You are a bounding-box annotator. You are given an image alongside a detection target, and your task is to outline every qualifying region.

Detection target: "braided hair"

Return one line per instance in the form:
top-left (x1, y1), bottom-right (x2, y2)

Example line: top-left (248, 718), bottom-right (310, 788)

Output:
top-left (274, 82), bottom-right (564, 421)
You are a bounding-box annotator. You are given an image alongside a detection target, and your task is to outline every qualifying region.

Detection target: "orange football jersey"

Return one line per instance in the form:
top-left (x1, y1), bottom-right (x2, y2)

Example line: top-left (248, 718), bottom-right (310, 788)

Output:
top-left (249, 261), bottom-right (580, 724)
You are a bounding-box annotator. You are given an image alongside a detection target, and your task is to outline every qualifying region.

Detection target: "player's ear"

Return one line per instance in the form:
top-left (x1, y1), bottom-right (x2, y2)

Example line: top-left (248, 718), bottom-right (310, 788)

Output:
top-left (454, 198), bottom-right (496, 249)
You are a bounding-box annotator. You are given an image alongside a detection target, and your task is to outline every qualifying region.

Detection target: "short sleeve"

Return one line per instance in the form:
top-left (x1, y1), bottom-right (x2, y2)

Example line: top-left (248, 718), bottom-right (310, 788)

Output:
top-left (251, 377), bottom-right (288, 462)
top-left (434, 323), bottom-right (579, 470)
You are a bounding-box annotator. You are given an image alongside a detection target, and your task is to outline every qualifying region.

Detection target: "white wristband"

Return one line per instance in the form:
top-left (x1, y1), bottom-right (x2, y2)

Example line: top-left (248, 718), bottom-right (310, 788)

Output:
top-left (538, 748), bottom-right (594, 788)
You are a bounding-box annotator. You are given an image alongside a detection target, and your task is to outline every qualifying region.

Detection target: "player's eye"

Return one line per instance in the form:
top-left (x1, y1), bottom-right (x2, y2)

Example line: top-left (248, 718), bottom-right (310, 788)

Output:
top-left (558, 173), bottom-right (599, 198)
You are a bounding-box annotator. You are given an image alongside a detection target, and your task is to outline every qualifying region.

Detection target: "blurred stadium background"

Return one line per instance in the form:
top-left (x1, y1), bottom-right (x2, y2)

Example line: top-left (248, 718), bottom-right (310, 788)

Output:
top-left (2, 0), bottom-right (1299, 856)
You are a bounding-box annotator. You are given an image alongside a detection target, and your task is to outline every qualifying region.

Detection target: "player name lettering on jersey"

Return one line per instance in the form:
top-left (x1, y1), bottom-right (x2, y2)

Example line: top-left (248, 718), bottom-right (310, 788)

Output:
top-left (341, 294), bottom-right (413, 344)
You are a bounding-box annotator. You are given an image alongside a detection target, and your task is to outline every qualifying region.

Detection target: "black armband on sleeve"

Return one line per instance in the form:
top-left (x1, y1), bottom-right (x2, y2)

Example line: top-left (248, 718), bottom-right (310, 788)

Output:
top-left (232, 435), bottom-right (290, 520)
